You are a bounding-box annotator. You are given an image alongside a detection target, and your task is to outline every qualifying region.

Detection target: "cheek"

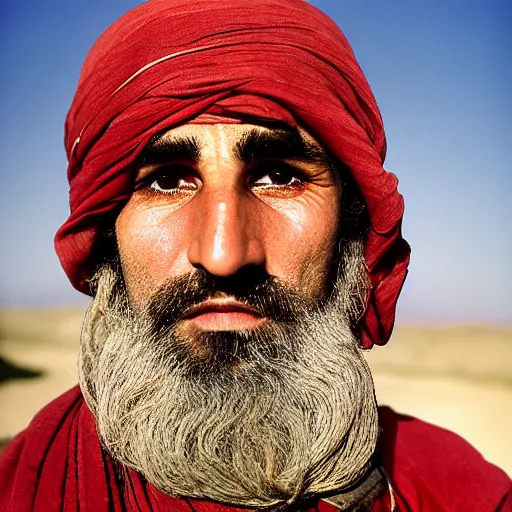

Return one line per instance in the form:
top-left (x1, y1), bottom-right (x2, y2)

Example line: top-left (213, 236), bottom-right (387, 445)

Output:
top-left (261, 191), bottom-right (340, 295)
top-left (115, 203), bottom-right (191, 304)
top-left (116, 187), bottom-right (341, 303)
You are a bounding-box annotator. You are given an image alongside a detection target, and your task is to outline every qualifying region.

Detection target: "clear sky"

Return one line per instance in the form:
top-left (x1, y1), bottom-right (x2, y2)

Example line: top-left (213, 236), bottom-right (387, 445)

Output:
top-left (0, 0), bottom-right (510, 323)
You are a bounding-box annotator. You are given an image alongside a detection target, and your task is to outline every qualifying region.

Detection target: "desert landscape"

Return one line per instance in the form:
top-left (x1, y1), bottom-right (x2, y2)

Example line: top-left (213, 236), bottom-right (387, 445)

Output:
top-left (0, 308), bottom-right (510, 476)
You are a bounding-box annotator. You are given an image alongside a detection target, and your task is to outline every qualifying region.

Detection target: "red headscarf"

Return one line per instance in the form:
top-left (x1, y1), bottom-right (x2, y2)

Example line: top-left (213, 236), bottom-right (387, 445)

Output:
top-left (55, 0), bottom-right (410, 348)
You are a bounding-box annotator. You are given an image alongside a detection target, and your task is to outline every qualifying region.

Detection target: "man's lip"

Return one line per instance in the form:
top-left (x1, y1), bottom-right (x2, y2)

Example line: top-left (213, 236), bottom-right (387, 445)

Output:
top-left (182, 299), bottom-right (263, 320)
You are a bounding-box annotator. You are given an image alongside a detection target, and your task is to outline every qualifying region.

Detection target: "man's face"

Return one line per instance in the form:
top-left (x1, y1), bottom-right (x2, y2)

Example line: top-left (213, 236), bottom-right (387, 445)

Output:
top-left (81, 121), bottom-right (378, 507)
top-left (116, 123), bottom-right (341, 330)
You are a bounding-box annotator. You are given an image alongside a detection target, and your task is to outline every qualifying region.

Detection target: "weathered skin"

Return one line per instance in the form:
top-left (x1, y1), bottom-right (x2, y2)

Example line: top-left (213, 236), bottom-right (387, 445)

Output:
top-left (116, 123), bottom-right (342, 331)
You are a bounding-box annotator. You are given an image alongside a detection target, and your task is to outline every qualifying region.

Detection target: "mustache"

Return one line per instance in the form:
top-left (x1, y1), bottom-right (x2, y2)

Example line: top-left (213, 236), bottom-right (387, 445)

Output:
top-left (143, 267), bottom-right (317, 331)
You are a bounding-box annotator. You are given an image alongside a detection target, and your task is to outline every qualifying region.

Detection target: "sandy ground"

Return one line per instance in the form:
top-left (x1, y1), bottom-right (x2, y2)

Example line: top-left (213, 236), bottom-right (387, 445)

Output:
top-left (0, 309), bottom-right (510, 476)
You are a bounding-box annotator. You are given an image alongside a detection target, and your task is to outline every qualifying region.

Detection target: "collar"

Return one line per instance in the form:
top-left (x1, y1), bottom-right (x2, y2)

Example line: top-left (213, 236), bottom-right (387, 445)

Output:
top-left (321, 467), bottom-right (396, 511)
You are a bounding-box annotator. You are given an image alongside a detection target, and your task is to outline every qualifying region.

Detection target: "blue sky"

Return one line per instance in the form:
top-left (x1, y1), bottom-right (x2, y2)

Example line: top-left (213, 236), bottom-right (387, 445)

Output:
top-left (0, 0), bottom-right (510, 323)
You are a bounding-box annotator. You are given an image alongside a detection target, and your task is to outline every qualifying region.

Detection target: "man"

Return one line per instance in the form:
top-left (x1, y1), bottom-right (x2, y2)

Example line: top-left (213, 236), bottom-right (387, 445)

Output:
top-left (0, 0), bottom-right (510, 510)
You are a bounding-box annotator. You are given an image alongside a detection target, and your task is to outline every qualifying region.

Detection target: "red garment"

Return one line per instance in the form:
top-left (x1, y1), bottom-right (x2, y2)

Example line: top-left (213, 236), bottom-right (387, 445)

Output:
top-left (54, 0), bottom-right (410, 349)
top-left (1, 387), bottom-right (510, 511)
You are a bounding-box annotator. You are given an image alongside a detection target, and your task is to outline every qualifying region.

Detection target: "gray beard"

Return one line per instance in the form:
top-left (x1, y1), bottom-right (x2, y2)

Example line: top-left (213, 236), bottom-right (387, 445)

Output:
top-left (78, 241), bottom-right (379, 509)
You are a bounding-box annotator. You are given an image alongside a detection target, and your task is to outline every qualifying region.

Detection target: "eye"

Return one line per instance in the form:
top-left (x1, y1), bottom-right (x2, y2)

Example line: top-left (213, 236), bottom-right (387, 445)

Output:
top-left (151, 175), bottom-right (197, 193)
top-left (137, 167), bottom-right (200, 195)
top-left (251, 164), bottom-right (306, 190)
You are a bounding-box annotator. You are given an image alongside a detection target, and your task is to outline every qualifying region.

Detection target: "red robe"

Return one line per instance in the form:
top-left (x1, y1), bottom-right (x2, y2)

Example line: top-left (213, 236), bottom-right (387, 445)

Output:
top-left (0, 387), bottom-right (510, 511)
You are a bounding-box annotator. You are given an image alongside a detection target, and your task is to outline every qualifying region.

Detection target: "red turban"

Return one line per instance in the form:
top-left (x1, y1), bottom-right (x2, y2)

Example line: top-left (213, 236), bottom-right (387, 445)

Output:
top-left (55, 0), bottom-right (410, 348)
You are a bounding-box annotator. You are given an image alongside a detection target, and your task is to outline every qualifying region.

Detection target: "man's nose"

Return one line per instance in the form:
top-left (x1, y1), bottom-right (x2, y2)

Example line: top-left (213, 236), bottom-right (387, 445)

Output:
top-left (187, 191), bottom-right (266, 277)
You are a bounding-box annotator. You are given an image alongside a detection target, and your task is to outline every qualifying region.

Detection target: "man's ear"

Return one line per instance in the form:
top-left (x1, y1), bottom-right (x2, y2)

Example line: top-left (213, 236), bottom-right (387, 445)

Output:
top-left (87, 222), bottom-right (122, 295)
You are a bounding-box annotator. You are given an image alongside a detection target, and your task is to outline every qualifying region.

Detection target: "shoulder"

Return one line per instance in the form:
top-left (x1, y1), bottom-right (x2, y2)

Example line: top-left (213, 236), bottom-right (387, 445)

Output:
top-left (378, 406), bottom-right (512, 511)
top-left (0, 386), bottom-right (84, 507)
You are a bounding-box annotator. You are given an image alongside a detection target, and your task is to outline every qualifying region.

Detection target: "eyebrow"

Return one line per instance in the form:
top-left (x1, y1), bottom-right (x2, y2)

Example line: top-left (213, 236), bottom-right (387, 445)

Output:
top-left (139, 135), bottom-right (201, 166)
top-left (234, 127), bottom-right (328, 166)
